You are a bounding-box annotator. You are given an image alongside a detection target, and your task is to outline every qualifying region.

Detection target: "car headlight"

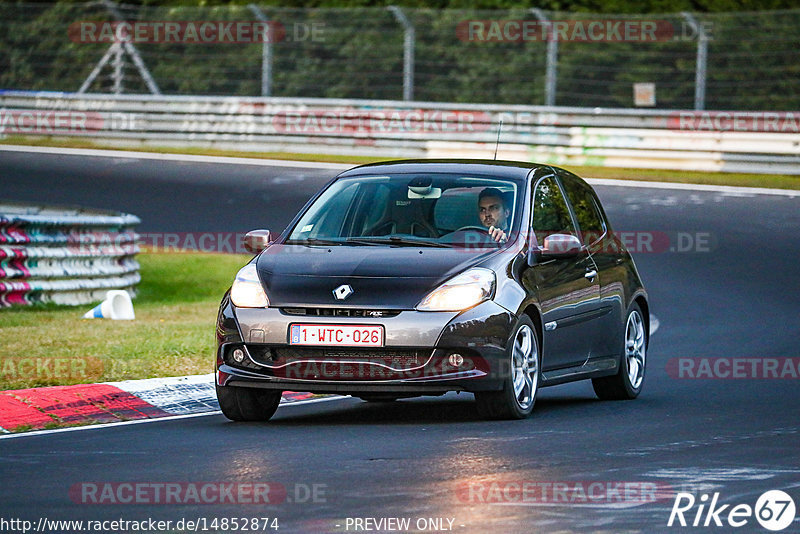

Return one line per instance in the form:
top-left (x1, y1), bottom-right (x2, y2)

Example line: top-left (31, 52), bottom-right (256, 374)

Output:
top-left (230, 263), bottom-right (269, 308)
top-left (417, 268), bottom-right (495, 312)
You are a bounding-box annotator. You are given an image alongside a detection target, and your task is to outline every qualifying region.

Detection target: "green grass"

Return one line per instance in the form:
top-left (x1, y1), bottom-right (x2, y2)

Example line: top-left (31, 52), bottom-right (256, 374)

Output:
top-left (2, 135), bottom-right (798, 190)
top-left (0, 252), bottom-right (250, 391)
top-left (573, 165), bottom-right (800, 190)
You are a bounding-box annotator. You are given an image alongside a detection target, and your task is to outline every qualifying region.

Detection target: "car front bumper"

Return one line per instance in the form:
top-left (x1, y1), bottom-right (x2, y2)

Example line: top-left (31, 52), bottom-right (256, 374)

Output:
top-left (215, 296), bottom-right (516, 395)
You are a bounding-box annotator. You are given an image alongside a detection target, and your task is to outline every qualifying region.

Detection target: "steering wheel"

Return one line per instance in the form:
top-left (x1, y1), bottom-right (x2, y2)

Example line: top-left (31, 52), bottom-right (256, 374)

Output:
top-left (454, 225), bottom-right (490, 233)
top-left (452, 225), bottom-right (506, 245)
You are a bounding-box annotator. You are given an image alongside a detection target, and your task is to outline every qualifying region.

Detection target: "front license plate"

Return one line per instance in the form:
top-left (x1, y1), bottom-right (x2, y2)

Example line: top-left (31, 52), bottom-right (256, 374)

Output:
top-left (289, 324), bottom-right (384, 347)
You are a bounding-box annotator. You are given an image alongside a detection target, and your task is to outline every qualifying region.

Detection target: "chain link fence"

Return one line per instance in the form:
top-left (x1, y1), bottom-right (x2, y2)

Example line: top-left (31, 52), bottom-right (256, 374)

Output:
top-left (0, 3), bottom-right (798, 110)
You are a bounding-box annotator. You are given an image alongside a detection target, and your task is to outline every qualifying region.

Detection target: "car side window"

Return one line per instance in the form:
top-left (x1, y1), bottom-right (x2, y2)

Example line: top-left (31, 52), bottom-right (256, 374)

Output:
top-left (532, 176), bottom-right (576, 246)
top-left (559, 174), bottom-right (606, 246)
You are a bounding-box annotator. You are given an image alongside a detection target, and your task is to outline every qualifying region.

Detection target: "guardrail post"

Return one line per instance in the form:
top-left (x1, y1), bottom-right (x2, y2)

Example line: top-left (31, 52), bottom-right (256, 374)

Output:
top-left (531, 8), bottom-right (557, 107)
top-left (388, 6), bottom-right (415, 101)
top-left (681, 12), bottom-right (708, 111)
top-left (249, 4), bottom-right (272, 97)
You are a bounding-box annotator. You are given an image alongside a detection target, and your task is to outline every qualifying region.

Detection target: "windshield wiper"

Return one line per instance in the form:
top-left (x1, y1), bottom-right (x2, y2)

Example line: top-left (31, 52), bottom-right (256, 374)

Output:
top-left (346, 237), bottom-right (451, 248)
top-left (285, 237), bottom-right (345, 246)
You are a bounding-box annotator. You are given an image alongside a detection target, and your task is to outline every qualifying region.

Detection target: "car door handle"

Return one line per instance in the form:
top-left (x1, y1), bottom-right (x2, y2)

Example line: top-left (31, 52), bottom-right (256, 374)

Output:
top-left (585, 269), bottom-right (597, 280)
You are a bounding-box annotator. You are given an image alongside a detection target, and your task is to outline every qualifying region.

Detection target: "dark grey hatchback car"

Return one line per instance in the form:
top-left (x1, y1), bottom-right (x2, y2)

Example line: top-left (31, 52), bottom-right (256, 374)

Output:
top-left (215, 160), bottom-right (649, 420)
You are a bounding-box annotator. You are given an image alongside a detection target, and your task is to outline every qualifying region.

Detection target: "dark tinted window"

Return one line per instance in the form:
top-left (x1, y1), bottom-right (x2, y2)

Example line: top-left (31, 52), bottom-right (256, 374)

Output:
top-left (560, 174), bottom-right (606, 246)
top-left (532, 176), bottom-right (576, 245)
top-left (434, 187), bottom-right (482, 230)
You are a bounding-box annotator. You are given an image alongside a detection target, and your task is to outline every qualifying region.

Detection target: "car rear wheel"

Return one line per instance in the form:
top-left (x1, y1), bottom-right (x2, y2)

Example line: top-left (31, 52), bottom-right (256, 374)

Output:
top-left (216, 385), bottom-right (282, 421)
top-left (475, 315), bottom-right (539, 420)
top-left (592, 303), bottom-right (647, 400)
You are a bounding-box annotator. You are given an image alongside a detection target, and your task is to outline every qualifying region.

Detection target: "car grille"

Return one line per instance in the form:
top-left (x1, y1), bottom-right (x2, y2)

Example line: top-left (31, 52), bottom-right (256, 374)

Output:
top-left (281, 307), bottom-right (401, 318)
top-left (249, 346), bottom-right (431, 370)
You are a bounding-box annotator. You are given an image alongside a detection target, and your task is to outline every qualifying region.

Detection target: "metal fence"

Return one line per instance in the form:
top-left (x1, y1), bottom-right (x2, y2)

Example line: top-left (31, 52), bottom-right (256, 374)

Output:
top-left (1, 3), bottom-right (798, 111)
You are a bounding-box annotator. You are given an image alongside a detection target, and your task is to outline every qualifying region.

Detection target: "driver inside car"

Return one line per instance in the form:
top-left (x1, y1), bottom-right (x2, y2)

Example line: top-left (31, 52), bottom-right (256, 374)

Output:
top-left (478, 187), bottom-right (510, 243)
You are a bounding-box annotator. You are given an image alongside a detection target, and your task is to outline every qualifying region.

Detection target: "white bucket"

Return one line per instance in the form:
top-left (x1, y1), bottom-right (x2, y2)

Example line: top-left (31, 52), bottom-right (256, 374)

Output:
top-left (82, 290), bottom-right (135, 320)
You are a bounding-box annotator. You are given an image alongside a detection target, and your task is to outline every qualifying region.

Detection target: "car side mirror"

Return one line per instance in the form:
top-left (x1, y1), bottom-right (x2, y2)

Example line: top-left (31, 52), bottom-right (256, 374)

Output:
top-left (541, 234), bottom-right (583, 258)
top-left (243, 229), bottom-right (272, 253)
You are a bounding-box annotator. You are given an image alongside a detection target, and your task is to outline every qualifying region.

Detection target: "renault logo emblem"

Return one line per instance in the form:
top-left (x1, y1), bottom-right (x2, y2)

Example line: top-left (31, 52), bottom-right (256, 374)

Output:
top-left (333, 284), bottom-right (353, 300)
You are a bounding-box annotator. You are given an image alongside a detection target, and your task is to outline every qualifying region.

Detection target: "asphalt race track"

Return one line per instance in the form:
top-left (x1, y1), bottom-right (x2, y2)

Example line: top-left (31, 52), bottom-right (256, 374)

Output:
top-left (1, 149), bottom-right (799, 532)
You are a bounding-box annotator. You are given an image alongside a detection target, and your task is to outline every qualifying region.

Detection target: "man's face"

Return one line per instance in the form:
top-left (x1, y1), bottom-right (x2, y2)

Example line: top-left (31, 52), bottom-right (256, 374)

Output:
top-left (479, 196), bottom-right (508, 229)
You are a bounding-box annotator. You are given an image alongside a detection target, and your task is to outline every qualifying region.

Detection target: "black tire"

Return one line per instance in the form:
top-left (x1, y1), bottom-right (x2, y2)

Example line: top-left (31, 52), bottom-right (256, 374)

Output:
top-left (592, 302), bottom-right (647, 400)
top-left (216, 385), bottom-right (282, 422)
top-left (475, 315), bottom-right (540, 420)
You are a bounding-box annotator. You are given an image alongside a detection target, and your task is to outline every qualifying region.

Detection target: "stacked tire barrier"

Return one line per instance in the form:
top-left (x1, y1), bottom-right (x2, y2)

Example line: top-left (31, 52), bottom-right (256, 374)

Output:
top-left (0, 203), bottom-right (140, 307)
top-left (1, 91), bottom-right (799, 175)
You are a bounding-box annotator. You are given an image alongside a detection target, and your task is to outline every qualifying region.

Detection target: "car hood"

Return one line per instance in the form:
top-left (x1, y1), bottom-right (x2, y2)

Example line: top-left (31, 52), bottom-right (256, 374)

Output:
top-left (255, 244), bottom-right (498, 309)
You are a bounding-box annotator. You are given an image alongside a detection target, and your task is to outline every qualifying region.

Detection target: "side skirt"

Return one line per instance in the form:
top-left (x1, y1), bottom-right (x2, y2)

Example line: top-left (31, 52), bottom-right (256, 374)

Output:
top-left (540, 357), bottom-right (618, 387)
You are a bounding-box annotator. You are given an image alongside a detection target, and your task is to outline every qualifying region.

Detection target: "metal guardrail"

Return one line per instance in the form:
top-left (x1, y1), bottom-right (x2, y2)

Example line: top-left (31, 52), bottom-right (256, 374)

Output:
top-left (0, 202), bottom-right (140, 307)
top-left (1, 91), bottom-right (799, 174)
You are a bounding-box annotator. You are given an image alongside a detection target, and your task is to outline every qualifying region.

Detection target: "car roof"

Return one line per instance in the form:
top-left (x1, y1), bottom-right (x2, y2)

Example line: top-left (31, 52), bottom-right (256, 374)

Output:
top-left (337, 159), bottom-right (548, 180)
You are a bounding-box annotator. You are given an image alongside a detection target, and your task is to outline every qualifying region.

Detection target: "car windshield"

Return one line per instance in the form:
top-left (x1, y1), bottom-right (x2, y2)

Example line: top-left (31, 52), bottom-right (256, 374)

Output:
top-left (287, 173), bottom-right (521, 247)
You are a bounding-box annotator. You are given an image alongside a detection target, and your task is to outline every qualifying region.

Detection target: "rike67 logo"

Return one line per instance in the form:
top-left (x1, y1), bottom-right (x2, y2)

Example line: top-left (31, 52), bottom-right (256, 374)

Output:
top-left (668, 490), bottom-right (796, 531)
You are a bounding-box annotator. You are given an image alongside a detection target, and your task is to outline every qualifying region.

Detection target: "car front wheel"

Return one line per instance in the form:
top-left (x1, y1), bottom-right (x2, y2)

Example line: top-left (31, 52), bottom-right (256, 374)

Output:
top-left (216, 385), bottom-right (282, 421)
top-left (475, 315), bottom-right (540, 420)
top-left (592, 303), bottom-right (647, 400)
